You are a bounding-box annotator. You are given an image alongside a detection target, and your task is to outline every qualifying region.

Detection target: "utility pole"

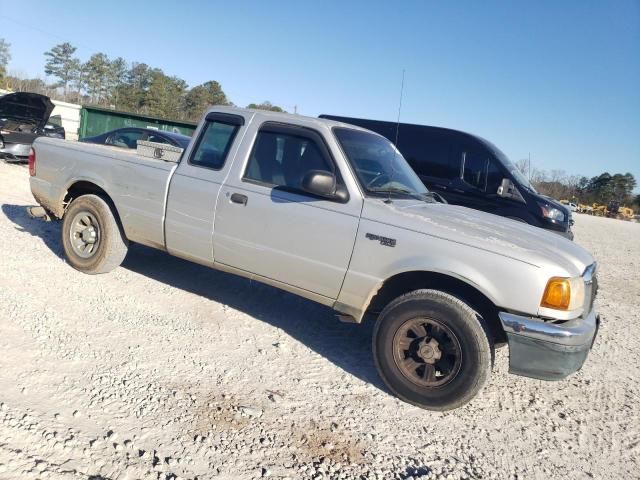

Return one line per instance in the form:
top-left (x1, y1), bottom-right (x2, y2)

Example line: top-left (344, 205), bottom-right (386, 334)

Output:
top-left (528, 152), bottom-right (531, 181)
top-left (293, 104), bottom-right (298, 114)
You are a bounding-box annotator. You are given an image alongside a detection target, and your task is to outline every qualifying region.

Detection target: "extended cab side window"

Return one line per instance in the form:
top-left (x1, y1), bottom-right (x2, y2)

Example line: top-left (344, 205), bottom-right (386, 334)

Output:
top-left (243, 129), bottom-right (333, 191)
top-left (189, 121), bottom-right (239, 170)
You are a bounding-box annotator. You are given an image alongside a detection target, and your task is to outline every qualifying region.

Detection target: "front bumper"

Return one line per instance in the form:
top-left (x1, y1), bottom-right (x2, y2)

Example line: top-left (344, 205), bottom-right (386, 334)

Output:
top-left (499, 308), bottom-right (599, 381)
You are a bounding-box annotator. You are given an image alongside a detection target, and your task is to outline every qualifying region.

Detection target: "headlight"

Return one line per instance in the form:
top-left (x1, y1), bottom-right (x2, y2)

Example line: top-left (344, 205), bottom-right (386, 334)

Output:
top-left (538, 203), bottom-right (565, 222)
top-left (540, 276), bottom-right (585, 311)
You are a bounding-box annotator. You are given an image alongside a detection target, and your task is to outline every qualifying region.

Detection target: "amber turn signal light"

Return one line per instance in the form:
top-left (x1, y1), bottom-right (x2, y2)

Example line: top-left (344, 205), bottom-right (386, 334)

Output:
top-left (540, 277), bottom-right (571, 310)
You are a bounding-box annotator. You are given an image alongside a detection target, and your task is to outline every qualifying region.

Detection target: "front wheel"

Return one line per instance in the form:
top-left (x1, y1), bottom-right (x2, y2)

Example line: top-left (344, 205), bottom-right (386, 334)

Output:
top-left (62, 194), bottom-right (128, 274)
top-left (373, 289), bottom-right (493, 411)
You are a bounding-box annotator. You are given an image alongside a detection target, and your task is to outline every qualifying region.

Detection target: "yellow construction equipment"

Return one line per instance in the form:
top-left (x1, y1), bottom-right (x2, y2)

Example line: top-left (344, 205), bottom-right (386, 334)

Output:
top-left (592, 203), bottom-right (606, 217)
top-left (618, 207), bottom-right (635, 220)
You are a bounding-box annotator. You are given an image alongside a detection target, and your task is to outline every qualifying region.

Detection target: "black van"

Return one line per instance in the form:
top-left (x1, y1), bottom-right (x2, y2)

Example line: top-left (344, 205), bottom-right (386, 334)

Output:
top-left (320, 115), bottom-right (573, 239)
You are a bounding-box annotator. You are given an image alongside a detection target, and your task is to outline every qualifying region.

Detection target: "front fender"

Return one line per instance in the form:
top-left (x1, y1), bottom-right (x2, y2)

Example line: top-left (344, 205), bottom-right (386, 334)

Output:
top-left (335, 219), bottom-right (548, 322)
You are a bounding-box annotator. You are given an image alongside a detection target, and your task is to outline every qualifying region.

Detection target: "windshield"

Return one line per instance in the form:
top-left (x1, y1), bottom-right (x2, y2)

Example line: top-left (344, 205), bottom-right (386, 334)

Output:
top-left (482, 139), bottom-right (537, 193)
top-left (334, 128), bottom-right (430, 199)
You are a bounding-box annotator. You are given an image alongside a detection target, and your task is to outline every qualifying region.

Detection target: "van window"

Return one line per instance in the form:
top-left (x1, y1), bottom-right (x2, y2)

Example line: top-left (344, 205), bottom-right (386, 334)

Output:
top-left (396, 128), bottom-right (453, 179)
top-left (462, 149), bottom-right (487, 190)
top-left (486, 159), bottom-right (504, 194)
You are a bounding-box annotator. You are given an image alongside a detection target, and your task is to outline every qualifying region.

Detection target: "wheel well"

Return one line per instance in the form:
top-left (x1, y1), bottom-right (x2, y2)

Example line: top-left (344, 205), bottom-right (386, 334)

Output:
top-left (367, 271), bottom-right (506, 343)
top-left (64, 181), bottom-right (110, 206)
top-left (63, 181), bottom-right (123, 227)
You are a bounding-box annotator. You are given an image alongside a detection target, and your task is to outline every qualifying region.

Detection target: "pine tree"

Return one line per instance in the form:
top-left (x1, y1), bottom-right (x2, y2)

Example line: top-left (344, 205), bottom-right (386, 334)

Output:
top-left (44, 42), bottom-right (80, 101)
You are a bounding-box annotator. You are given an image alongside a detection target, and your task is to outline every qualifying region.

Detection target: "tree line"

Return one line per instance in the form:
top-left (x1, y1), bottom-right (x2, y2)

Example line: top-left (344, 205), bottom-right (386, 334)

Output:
top-left (0, 39), bottom-right (284, 122)
top-left (2, 37), bottom-right (637, 207)
top-left (515, 160), bottom-right (639, 209)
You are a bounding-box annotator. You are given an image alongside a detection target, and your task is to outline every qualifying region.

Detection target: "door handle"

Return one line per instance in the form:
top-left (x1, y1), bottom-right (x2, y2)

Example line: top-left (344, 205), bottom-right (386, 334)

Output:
top-left (230, 193), bottom-right (248, 205)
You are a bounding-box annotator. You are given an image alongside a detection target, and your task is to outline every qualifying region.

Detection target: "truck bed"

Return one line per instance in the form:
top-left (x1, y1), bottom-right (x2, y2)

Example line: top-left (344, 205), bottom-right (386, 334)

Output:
top-left (30, 138), bottom-right (177, 250)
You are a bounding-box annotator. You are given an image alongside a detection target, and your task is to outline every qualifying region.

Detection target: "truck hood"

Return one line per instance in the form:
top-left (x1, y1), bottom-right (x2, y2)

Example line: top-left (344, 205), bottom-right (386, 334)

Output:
top-left (0, 92), bottom-right (55, 129)
top-left (362, 199), bottom-right (594, 275)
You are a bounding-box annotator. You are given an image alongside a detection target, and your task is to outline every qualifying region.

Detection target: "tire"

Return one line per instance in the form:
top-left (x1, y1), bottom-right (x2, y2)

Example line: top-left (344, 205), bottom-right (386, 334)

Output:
top-left (373, 289), bottom-right (492, 411)
top-left (61, 194), bottom-right (128, 274)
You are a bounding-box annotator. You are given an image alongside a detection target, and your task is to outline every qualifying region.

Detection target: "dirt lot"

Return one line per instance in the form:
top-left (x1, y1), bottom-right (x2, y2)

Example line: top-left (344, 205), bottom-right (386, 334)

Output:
top-left (0, 160), bottom-right (639, 480)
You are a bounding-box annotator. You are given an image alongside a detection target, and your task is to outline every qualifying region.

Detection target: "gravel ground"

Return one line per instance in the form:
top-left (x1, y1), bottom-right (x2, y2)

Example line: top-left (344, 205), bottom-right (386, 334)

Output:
top-left (0, 160), bottom-right (639, 480)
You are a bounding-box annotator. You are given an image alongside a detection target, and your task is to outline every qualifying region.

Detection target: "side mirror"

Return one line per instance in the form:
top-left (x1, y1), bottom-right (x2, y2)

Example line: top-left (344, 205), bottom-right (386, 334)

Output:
top-left (498, 177), bottom-right (516, 197)
top-left (497, 178), bottom-right (525, 202)
top-left (302, 170), bottom-right (337, 197)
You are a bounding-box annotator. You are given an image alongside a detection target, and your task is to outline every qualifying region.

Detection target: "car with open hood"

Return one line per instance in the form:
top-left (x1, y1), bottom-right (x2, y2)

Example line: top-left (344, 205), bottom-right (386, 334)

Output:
top-left (0, 92), bottom-right (64, 162)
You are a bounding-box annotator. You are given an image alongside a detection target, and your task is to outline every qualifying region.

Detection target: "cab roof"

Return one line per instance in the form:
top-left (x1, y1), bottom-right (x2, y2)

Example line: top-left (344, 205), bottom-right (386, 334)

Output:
top-left (205, 105), bottom-right (374, 134)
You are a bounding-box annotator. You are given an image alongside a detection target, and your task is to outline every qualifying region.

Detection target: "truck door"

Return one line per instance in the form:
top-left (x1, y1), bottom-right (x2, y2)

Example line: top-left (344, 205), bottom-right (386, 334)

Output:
top-left (213, 122), bottom-right (361, 299)
top-left (164, 112), bottom-right (248, 264)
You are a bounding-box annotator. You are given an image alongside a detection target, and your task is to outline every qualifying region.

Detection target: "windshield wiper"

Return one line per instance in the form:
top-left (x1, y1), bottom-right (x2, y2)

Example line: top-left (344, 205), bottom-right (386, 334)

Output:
top-left (369, 187), bottom-right (436, 203)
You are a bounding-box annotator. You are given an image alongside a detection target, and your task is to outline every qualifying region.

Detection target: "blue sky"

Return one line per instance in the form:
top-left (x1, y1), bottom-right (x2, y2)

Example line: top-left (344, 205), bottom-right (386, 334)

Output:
top-left (1, 1), bottom-right (638, 186)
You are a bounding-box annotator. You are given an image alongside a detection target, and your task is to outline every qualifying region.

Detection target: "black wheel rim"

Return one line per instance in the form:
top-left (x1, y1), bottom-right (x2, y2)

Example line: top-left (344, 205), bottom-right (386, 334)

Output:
top-left (392, 317), bottom-right (462, 387)
top-left (69, 211), bottom-right (101, 259)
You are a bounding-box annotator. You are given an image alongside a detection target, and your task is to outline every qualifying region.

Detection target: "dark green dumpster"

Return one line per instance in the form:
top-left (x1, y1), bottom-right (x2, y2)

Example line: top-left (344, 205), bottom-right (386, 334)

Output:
top-left (78, 106), bottom-right (197, 139)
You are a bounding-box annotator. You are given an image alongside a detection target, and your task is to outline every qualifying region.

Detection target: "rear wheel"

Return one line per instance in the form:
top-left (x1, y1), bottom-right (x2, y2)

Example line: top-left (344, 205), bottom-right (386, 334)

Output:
top-left (373, 289), bottom-right (492, 411)
top-left (62, 194), bottom-right (128, 274)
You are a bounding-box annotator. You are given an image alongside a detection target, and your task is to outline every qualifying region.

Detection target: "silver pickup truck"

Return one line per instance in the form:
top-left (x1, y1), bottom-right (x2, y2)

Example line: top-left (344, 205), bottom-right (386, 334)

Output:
top-left (29, 107), bottom-right (599, 410)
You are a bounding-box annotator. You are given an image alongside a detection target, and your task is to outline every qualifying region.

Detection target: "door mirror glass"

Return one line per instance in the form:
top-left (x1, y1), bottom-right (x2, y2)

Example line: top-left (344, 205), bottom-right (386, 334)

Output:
top-left (302, 170), bottom-right (337, 198)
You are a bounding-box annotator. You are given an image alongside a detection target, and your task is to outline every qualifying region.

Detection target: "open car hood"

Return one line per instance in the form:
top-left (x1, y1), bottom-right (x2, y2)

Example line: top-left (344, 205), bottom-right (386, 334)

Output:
top-left (0, 92), bottom-right (55, 128)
